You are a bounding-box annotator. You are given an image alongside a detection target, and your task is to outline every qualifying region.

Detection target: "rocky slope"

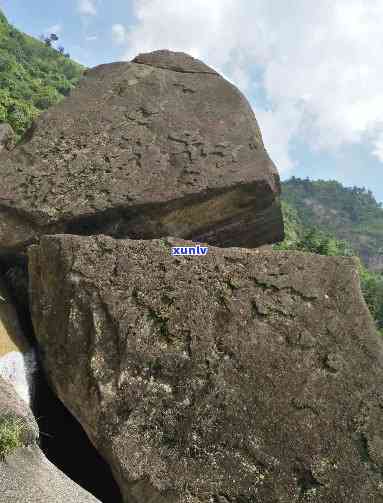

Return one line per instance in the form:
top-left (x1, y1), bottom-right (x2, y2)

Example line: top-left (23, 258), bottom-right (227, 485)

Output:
top-left (0, 43), bottom-right (382, 503)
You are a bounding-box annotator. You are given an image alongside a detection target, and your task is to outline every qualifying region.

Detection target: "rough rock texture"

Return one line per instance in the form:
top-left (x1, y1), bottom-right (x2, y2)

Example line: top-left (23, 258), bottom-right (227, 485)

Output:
top-left (0, 122), bottom-right (15, 153)
top-left (0, 50), bottom-right (283, 256)
top-left (29, 234), bottom-right (383, 503)
top-left (0, 375), bottom-right (101, 503)
top-left (0, 276), bottom-right (36, 406)
top-left (2, 261), bottom-right (30, 316)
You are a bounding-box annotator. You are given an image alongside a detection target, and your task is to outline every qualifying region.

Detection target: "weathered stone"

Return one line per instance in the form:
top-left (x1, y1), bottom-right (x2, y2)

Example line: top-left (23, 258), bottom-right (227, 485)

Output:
top-left (0, 375), bottom-right (101, 503)
top-left (0, 122), bottom-right (15, 153)
top-left (29, 234), bottom-right (383, 503)
top-left (133, 50), bottom-right (219, 74)
top-left (0, 50), bottom-right (283, 256)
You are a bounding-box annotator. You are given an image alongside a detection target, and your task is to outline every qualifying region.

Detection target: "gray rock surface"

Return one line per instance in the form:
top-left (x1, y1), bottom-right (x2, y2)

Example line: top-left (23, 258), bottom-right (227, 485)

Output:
top-left (0, 122), bottom-right (15, 153)
top-left (0, 375), bottom-right (37, 442)
top-left (0, 50), bottom-right (283, 256)
top-left (0, 375), bottom-right (101, 503)
top-left (29, 234), bottom-right (383, 503)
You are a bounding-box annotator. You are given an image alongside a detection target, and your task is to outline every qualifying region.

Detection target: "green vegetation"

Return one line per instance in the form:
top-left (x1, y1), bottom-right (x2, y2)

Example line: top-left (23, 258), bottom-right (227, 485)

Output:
top-left (281, 177), bottom-right (383, 272)
top-left (275, 183), bottom-right (383, 336)
top-left (358, 265), bottom-right (383, 336)
top-left (275, 224), bottom-right (354, 258)
top-left (0, 8), bottom-right (86, 142)
top-left (278, 200), bottom-right (301, 247)
top-left (0, 415), bottom-right (29, 458)
top-left (146, 307), bottom-right (170, 341)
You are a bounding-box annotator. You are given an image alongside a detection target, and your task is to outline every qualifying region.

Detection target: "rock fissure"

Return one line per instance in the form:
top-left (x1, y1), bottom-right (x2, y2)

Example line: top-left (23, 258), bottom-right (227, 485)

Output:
top-left (132, 61), bottom-right (219, 76)
top-left (294, 465), bottom-right (323, 499)
top-left (251, 278), bottom-right (320, 302)
top-left (1, 48), bottom-right (383, 503)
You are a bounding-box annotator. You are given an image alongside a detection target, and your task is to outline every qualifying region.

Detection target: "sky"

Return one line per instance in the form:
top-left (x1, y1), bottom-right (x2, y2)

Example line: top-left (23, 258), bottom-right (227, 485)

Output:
top-left (1, 0), bottom-right (382, 203)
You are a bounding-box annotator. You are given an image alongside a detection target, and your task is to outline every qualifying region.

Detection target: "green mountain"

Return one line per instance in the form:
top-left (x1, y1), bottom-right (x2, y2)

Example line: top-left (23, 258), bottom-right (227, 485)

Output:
top-left (0, 8), bottom-right (86, 142)
top-left (281, 177), bottom-right (383, 272)
top-left (276, 178), bottom-right (383, 335)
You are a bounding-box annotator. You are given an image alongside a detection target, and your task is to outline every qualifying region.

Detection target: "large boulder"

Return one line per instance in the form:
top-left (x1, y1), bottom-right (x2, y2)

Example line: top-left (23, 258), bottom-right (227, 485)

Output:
top-left (0, 50), bottom-right (283, 256)
top-left (29, 234), bottom-right (383, 503)
top-left (0, 375), bottom-right (101, 503)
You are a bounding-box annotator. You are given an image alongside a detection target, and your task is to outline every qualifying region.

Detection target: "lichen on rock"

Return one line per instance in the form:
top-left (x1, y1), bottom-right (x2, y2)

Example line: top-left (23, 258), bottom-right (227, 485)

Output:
top-left (28, 234), bottom-right (383, 503)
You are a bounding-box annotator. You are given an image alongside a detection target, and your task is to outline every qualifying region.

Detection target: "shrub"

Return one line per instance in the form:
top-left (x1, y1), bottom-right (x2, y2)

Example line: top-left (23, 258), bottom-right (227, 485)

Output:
top-left (0, 415), bottom-right (29, 459)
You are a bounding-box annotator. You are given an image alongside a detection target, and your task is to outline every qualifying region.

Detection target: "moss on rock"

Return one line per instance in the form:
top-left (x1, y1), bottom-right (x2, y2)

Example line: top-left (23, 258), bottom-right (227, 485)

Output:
top-left (0, 414), bottom-right (29, 458)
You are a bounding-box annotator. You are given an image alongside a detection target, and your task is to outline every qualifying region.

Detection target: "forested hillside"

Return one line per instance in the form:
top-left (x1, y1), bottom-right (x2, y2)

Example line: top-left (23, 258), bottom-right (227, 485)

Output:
top-left (276, 181), bottom-right (383, 336)
top-left (281, 177), bottom-right (383, 272)
top-left (0, 8), bottom-right (85, 142)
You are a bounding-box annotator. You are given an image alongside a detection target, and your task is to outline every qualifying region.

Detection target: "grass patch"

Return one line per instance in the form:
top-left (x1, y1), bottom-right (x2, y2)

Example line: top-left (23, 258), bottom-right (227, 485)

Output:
top-left (146, 308), bottom-right (170, 340)
top-left (224, 278), bottom-right (241, 291)
top-left (157, 238), bottom-right (170, 249)
top-left (0, 415), bottom-right (29, 459)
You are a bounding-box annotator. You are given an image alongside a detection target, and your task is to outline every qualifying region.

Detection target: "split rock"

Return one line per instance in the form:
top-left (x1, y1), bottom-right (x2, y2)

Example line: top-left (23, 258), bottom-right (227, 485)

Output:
top-left (0, 375), bottom-right (101, 503)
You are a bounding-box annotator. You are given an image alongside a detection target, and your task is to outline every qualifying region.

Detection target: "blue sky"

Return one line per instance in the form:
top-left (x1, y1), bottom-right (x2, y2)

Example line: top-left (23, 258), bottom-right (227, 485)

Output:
top-left (1, 0), bottom-right (382, 203)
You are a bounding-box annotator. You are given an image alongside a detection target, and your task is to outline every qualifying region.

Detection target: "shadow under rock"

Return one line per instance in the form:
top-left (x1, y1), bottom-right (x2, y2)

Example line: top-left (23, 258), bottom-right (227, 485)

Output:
top-left (34, 366), bottom-right (123, 503)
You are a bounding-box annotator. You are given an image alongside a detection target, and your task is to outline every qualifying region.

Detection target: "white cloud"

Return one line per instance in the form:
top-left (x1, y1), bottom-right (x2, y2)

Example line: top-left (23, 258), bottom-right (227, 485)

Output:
top-left (122, 0), bottom-right (383, 177)
top-left (44, 24), bottom-right (62, 36)
top-left (77, 0), bottom-right (98, 16)
top-left (112, 24), bottom-right (127, 45)
top-left (85, 35), bottom-right (98, 41)
top-left (371, 129), bottom-right (383, 162)
top-left (256, 103), bottom-right (303, 177)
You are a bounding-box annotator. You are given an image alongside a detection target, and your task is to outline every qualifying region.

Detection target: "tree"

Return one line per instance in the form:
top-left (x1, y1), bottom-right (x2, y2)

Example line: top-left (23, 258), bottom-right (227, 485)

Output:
top-left (40, 33), bottom-right (59, 47)
top-left (357, 263), bottom-right (383, 331)
top-left (0, 10), bottom-right (85, 143)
